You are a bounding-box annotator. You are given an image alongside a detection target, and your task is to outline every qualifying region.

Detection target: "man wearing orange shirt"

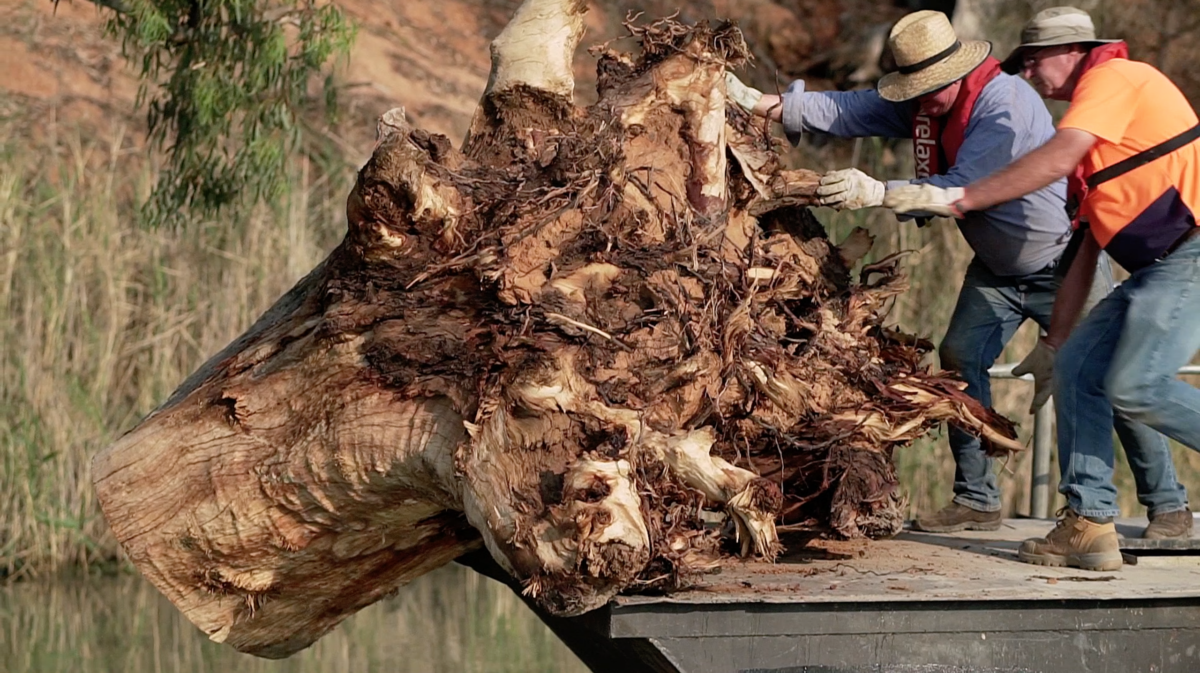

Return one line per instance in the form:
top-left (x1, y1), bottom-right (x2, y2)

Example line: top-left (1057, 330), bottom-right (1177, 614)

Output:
top-left (886, 6), bottom-right (1200, 571)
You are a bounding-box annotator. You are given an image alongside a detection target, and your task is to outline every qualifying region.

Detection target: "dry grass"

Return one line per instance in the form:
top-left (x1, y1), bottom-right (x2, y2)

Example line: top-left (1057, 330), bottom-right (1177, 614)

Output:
top-left (0, 116), bottom-right (347, 578)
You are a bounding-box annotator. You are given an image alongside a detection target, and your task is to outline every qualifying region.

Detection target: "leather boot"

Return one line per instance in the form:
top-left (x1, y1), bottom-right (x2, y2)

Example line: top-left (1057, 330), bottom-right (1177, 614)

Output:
top-left (913, 502), bottom-right (1002, 533)
top-left (1143, 508), bottom-right (1195, 540)
top-left (1018, 508), bottom-right (1122, 571)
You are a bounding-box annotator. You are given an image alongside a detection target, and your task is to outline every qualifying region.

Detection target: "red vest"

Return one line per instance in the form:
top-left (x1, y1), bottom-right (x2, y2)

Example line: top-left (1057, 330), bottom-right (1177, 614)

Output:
top-left (912, 57), bottom-right (1003, 178)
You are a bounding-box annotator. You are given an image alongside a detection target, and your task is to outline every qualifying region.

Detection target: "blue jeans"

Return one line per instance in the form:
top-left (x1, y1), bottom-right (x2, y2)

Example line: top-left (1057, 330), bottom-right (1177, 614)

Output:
top-left (940, 256), bottom-right (1187, 515)
top-left (1055, 235), bottom-right (1200, 518)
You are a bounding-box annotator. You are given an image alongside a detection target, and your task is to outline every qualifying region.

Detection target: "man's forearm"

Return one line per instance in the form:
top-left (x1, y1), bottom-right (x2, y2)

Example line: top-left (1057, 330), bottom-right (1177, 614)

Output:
top-left (1045, 231), bottom-right (1101, 348)
top-left (961, 128), bottom-right (1096, 212)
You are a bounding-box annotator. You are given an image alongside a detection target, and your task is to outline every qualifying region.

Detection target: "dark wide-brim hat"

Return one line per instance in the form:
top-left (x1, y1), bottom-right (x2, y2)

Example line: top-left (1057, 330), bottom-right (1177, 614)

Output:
top-left (877, 10), bottom-right (992, 103)
top-left (1000, 6), bottom-right (1120, 74)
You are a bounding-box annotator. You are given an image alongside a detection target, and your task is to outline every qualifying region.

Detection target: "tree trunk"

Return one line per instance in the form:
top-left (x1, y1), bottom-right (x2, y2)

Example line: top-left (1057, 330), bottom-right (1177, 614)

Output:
top-left (92, 0), bottom-right (1020, 659)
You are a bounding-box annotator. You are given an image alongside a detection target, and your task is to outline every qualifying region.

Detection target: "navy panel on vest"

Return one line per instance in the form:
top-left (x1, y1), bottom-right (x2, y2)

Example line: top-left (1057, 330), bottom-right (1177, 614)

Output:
top-left (1105, 186), bottom-right (1197, 272)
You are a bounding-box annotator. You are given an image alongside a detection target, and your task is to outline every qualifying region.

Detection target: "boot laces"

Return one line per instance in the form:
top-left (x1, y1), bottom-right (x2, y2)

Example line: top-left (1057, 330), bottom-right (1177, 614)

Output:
top-left (1053, 506), bottom-right (1073, 530)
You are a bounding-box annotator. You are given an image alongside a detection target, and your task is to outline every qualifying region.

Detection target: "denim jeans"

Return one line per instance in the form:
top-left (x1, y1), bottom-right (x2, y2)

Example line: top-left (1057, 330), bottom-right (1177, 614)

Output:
top-left (1055, 235), bottom-right (1200, 518)
top-left (940, 255), bottom-right (1187, 515)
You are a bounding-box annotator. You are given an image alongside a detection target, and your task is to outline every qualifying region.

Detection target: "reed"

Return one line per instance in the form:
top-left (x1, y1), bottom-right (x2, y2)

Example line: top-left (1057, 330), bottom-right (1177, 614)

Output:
top-left (0, 119), bottom-right (346, 578)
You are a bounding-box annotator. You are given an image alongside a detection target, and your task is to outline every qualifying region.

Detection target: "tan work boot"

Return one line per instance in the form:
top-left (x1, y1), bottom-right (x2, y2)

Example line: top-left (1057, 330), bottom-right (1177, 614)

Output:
top-left (913, 502), bottom-right (1002, 533)
top-left (1018, 508), bottom-right (1123, 571)
top-left (1143, 509), bottom-right (1195, 540)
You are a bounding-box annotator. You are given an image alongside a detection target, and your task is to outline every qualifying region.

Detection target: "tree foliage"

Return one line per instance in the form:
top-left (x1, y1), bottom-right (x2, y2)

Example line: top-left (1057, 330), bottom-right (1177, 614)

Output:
top-left (94, 0), bottom-right (354, 225)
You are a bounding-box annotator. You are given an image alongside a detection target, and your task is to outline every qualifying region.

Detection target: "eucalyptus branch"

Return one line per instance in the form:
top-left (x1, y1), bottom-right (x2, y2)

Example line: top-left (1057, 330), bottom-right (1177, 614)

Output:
top-left (84, 0), bottom-right (355, 225)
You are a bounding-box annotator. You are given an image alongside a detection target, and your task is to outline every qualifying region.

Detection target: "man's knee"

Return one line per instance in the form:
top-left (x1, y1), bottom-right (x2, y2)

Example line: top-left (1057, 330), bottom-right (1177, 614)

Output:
top-left (1105, 368), bottom-right (1169, 422)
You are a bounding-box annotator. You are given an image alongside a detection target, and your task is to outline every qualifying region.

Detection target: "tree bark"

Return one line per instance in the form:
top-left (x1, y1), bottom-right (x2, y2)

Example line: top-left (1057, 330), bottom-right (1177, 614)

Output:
top-left (93, 0), bottom-right (1020, 659)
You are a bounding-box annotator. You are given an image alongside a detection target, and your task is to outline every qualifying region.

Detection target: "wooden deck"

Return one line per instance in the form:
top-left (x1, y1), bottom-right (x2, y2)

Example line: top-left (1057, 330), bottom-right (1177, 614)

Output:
top-left (614, 517), bottom-right (1200, 609)
top-left (461, 517), bottom-right (1200, 673)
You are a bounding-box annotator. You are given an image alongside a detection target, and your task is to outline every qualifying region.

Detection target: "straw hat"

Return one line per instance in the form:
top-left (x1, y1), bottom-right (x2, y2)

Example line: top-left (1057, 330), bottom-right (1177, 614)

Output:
top-left (1000, 7), bottom-right (1120, 74)
top-left (876, 11), bottom-right (992, 103)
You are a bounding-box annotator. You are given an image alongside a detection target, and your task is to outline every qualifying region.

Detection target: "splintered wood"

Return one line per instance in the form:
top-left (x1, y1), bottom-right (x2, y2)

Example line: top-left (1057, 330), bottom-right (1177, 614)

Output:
top-left (92, 0), bottom-right (1020, 659)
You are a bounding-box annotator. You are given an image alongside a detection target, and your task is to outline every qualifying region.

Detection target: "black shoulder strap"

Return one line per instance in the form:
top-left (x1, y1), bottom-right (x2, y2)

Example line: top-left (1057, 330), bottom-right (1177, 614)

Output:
top-left (1086, 122), bottom-right (1200, 189)
top-left (1053, 225), bottom-right (1090, 283)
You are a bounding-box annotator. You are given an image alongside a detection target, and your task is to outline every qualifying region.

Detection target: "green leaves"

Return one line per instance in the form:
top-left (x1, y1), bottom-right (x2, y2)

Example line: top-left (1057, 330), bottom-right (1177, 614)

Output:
top-left (102, 0), bottom-right (355, 226)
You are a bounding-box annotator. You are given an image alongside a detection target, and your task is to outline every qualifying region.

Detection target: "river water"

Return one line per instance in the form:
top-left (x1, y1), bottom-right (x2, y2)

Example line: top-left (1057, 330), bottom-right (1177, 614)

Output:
top-left (1, 564), bottom-right (587, 673)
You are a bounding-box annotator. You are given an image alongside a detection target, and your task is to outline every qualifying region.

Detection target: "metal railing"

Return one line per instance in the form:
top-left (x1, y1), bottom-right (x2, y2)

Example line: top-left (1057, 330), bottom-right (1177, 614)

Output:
top-left (988, 363), bottom-right (1200, 519)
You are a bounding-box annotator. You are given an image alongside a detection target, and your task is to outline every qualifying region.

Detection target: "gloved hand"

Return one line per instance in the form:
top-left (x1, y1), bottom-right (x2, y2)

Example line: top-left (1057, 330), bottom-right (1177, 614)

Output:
top-left (816, 168), bottom-right (886, 210)
top-left (725, 72), bottom-right (764, 111)
top-left (883, 184), bottom-right (967, 217)
top-left (1012, 339), bottom-right (1057, 413)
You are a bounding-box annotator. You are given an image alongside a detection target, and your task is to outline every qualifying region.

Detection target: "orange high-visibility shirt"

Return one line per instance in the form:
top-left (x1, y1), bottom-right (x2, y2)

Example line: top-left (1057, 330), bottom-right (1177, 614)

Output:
top-left (1058, 59), bottom-right (1200, 271)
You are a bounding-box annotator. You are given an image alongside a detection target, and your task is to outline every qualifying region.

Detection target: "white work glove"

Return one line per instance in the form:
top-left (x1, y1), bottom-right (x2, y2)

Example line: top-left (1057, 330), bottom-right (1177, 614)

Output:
top-left (1012, 340), bottom-right (1056, 413)
top-left (816, 168), bottom-right (886, 210)
top-left (725, 71), bottom-right (764, 111)
top-left (883, 184), bottom-right (967, 217)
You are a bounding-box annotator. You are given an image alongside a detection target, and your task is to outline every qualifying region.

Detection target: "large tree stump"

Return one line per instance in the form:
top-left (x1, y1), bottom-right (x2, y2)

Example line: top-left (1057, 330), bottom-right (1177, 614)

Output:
top-left (92, 0), bottom-right (1020, 659)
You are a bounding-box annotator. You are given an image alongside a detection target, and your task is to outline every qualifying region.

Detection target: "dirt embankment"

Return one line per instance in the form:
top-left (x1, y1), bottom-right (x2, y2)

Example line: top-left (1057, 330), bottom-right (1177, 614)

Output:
top-left (0, 0), bottom-right (904, 154)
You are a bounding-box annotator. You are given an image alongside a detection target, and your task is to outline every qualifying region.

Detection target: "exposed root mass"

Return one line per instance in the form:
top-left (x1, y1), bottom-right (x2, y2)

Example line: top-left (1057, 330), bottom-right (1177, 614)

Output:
top-left (92, 5), bottom-right (1020, 658)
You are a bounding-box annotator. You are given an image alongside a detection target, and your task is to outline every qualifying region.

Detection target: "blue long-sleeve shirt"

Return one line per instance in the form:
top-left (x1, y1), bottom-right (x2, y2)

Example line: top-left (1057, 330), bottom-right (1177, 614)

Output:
top-left (781, 75), bottom-right (1070, 277)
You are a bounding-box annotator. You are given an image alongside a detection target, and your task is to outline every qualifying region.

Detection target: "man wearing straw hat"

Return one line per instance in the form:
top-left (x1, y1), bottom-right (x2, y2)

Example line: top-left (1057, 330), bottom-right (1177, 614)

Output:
top-left (725, 9), bottom-right (1188, 539)
top-left (887, 6), bottom-right (1200, 570)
